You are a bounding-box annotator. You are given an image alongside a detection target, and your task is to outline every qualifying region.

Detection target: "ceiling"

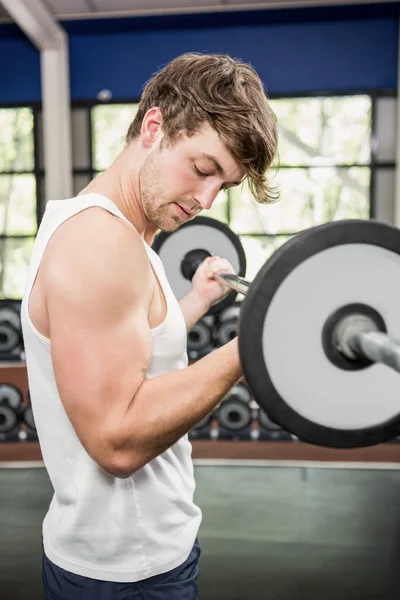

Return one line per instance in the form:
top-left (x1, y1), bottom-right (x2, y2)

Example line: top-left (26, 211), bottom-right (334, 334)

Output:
top-left (0, 0), bottom-right (397, 22)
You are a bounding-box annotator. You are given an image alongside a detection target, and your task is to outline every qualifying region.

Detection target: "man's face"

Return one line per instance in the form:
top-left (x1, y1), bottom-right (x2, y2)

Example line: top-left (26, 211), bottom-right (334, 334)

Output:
top-left (139, 122), bottom-right (244, 232)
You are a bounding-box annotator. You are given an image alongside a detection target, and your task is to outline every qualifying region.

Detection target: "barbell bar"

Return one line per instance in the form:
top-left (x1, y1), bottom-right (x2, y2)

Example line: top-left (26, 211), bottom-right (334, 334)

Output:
top-left (213, 272), bottom-right (251, 296)
top-left (153, 216), bottom-right (400, 449)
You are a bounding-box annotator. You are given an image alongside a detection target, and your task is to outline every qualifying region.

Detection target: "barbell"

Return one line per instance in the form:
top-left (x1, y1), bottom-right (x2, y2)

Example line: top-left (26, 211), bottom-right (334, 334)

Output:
top-left (152, 216), bottom-right (400, 450)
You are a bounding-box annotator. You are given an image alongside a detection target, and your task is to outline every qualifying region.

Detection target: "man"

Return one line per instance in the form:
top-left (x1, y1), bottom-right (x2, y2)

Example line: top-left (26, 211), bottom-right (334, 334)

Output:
top-left (21, 52), bottom-right (278, 599)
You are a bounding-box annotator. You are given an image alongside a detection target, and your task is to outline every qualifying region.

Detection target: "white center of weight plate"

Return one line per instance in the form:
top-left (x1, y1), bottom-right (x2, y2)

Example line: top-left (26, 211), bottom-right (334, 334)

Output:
top-left (158, 225), bottom-right (242, 300)
top-left (262, 243), bottom-right (400, 430)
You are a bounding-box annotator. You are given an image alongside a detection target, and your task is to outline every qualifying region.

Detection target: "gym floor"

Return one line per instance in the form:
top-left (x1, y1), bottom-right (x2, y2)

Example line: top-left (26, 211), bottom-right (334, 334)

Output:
top-left (1, 463), bottom-right (400, 599)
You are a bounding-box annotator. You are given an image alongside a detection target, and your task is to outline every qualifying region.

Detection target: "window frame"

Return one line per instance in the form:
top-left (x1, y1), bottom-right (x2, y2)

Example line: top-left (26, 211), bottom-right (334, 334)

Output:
top-left (0, 100), bottom-right (42, 229)
top-left (81, 89), bottom-right (396, 229)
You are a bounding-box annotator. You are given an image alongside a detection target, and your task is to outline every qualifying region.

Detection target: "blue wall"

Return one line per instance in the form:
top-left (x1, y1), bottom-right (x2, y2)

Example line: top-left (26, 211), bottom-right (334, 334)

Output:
top-left (68, 19), bottom-right (398, 100)
top-left (0, 3), bottom-right (398, 104)
top-left (0, 37), bottom-right (41, 104)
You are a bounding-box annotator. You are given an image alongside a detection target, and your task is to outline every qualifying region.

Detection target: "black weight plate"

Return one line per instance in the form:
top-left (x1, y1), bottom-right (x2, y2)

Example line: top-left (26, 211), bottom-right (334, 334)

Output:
top-left (239, 219), bottom-right (400, 449)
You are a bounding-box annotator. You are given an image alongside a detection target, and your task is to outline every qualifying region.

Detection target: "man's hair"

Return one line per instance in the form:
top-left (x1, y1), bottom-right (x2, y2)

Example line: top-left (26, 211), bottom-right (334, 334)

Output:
top-left (126, 53), bottom-right (278, 204)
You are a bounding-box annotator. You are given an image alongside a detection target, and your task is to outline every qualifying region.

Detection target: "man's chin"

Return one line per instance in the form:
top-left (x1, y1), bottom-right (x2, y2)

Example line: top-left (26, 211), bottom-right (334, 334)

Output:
top-left (162, 221), bottom-right (182, 233)
top-left (151, 204), bottom-right (198, 233)
top-left (155, 216), bottom-right (182, 233)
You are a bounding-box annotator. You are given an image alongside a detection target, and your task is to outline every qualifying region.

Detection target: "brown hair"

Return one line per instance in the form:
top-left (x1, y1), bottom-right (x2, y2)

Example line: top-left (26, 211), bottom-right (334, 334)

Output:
top-left (126, 53), bottom-right (279, 204)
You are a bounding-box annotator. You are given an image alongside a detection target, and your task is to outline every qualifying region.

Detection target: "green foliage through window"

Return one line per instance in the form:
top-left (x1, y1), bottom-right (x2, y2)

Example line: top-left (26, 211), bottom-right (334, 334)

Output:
top-left (92, 104), bottom-right (139, 171)
top-left (0, 108), bottom-right (37, 299)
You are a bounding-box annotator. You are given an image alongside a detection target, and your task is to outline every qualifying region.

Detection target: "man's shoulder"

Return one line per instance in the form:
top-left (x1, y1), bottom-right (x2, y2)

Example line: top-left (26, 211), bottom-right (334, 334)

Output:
top-left (41, 199), bottom-right (150, 292)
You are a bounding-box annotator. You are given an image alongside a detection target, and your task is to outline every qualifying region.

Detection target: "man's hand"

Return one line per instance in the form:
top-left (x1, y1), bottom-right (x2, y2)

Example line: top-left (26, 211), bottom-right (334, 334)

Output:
top-left (178, 256), bottom-right (236, 332)
top-left (191, 256), bottom-right (236, 309)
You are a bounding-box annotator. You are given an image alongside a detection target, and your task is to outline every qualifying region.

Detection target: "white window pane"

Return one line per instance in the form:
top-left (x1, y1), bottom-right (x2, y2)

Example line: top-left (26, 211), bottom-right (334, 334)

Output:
top-left (231, 168), bottom-right (370, 234)
top-left (0, 175), bottom-right (37, 235)
top-left (92, 104), bottom-right (139, 170)
top-left (270, 96), bottom-right (371, 166)
top-left (0, 237), bottom-right (35, 299)
top-left (240, 235), bottom-right (293, 281)
top-left (0, 108), bottom-right (34, 172)
top-left (374, 97), bottom-right (397, 163)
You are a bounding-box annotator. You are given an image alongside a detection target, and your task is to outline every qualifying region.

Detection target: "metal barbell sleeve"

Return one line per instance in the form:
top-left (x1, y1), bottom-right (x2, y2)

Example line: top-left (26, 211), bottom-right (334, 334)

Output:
top-left (350, 331), bottom-right (400, 375)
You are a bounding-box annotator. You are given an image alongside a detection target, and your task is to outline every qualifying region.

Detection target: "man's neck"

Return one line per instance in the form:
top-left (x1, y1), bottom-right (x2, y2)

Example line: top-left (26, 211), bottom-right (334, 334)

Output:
top-left (80, 153), bottom-right (158, 245)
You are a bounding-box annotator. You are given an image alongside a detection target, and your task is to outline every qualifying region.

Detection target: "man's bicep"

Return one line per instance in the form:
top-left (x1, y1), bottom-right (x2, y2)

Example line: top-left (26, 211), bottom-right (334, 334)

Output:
top-left (49, 295), bottom-right (152, 454)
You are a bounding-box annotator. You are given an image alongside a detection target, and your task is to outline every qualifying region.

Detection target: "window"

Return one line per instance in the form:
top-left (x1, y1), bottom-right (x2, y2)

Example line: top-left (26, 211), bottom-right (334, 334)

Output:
top-left (64, 103), bottom-right (139, 199)
top-left (0, 108), bottom-right (38, 299)
top-left (222, 95), bottom-right (372, 280)
top-left (88, 95), bottom-right (376, 281)
top-left (92, 104), bottom-right (139, 174)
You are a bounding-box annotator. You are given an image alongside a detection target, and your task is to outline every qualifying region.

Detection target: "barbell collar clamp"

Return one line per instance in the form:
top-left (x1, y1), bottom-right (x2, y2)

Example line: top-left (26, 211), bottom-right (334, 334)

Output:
top-left (333, 314), bottom-right (379, 361)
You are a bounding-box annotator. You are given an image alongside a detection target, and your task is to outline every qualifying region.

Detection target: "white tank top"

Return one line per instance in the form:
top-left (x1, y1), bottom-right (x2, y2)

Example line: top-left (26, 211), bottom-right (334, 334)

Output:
top-left (20, 193), bottom-right (202, 582)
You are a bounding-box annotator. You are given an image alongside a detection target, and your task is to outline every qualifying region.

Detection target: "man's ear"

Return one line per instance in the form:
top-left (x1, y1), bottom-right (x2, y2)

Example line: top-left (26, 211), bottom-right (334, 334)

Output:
top-left (141, 107), bottom-right (164, 148)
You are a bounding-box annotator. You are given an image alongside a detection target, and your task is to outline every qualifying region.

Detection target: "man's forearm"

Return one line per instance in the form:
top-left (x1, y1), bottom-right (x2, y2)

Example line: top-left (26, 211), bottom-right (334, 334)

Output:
top-left (179, 289), bottom-right (210, 331)
top-left (110, 339), bottom-right (242, 476)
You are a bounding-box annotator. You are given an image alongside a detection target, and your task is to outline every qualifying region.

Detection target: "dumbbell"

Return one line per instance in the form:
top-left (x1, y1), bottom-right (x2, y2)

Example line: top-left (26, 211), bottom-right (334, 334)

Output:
top-left (187, 316), bottom-right (215, 359)
top-left (0, 384), bottom-right (23, 441)
top-left (216, 382), bottom-right (253, 440)
top-left (0, 303), bottom-right (24, 360)
top-left (215, 303), bottom-right (241, 346)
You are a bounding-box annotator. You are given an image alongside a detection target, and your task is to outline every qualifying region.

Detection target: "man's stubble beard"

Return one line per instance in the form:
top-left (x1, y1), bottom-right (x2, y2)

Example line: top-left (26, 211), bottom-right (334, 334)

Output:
top-left (139, 151), bottom-right (182, 233)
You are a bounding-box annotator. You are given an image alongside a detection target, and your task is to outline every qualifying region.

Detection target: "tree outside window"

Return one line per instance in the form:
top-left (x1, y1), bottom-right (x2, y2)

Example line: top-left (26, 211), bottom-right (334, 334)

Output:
top-left (0, 108), bottom-right (37, 299)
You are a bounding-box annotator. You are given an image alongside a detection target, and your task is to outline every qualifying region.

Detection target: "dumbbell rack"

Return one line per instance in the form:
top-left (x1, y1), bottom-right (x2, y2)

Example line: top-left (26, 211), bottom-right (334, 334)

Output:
top-left (0, 361), bottom-right (41, 462)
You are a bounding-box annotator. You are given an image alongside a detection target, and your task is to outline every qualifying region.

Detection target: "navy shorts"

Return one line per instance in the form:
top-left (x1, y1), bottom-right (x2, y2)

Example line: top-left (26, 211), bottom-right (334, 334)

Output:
top-left (42, 540), bottom-right (201, 600)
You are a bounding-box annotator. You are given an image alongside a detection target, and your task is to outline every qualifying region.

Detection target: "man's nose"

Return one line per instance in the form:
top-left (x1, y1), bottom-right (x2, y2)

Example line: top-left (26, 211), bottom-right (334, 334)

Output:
top-left (194, 180), bottom-right (221, 210)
